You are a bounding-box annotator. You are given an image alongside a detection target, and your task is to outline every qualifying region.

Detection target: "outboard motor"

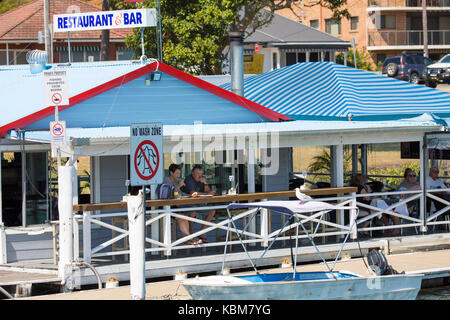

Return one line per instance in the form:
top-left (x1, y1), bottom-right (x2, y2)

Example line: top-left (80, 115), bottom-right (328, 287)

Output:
top-left (366, 249), bottom-right (403, 275)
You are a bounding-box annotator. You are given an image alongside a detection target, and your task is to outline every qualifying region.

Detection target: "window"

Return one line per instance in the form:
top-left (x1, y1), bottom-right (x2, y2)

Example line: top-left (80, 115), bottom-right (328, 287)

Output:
top-left (350, 17), bottom-right (359, 30)
top-left (286, 52), bottom-right (297, 66)
top-left (377, 54), bottom-right (387, 65)
top-left (1, 151), bottom-right (49, 227)
top-left (0, 51), bottom-right (6, 65)
top-left (0, 49), bottom-right (29, 65)
top-left (59, 48), bottom-right (100, 63)
top-left (117, 48), bottom-right (135, 60)
top-left (272, 52), bottom-right (278, 70)
top-left (380, 15), bottom-right (396, 29)
top-left (325, 18), bottom-right (341, 35)
top-left (412, 55), bottom-right (424, 64)
top-left (310, 20), bottom-right (319, 29)
top-left (404, 55), bottom-right (414, 64)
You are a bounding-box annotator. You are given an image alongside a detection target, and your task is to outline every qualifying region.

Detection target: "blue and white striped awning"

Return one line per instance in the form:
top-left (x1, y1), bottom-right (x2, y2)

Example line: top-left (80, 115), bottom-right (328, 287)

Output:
top-left (222, 62), bottom-right (450, 121)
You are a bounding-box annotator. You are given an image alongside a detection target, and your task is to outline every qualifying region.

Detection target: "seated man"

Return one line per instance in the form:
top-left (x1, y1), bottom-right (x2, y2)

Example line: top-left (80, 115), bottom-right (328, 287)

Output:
top-left (426, 166), bottom-right (450, 228)
top-left (181, 164), bottom-right (216, 243)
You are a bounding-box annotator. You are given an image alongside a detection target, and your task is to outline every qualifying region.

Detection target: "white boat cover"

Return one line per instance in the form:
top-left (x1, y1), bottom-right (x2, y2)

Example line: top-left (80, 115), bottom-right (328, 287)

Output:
top-left (228, 200), bottom-right (356, 215)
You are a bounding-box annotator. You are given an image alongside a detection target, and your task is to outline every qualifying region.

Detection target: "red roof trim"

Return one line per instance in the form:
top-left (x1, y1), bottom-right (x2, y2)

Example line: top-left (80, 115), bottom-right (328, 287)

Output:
top-left (0, 63), bottom-right (155, 137)
top-left (0, 61), bottom-right (291, 137)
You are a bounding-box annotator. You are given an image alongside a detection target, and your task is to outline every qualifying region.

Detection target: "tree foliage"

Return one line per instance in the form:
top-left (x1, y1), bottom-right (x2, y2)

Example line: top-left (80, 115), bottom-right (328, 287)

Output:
top-left (0, 0), bottom-right (34, 14)
top-left (336, 47), bottom-right (375, 71)
top-left (111, 0), bottom-right (348, 75)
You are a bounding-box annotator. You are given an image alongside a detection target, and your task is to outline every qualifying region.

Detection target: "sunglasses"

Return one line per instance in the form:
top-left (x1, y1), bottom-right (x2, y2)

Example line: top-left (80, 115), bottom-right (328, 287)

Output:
top-left (408, 174), bottom-right (416, 177)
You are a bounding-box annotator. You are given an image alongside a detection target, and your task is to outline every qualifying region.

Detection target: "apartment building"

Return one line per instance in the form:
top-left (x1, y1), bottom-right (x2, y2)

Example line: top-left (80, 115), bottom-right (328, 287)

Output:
top-left (279, 0), bottom-right (450, 66)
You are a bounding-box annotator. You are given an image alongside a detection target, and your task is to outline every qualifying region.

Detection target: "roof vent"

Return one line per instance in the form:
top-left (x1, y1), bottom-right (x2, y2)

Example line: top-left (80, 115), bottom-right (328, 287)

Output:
top-left (26, 50), bottom-right (48, 74)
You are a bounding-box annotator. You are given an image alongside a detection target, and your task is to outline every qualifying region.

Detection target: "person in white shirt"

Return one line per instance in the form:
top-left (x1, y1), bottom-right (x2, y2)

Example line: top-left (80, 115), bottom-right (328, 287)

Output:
top-left (426, 167), bottom-right (450, 228)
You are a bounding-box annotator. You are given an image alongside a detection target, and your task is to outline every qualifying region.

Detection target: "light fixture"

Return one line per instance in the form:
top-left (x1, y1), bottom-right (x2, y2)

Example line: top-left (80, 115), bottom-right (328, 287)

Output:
top-left (151, 71), bottom-right (162, 81)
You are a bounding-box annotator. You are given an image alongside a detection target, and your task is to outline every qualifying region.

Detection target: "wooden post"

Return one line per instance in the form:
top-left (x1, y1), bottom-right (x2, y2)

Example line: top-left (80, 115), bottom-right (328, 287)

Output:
top-left (261, 200), bottom-right (269, 247)
top-left (0, 224), bottom-right (6, 264)
top-left (127, 190), bottom-right (146, 300)
top-left (150, 184), bottom-right (158, 255)
top-left (352, 144), bottom-right (358, 176)
top-left (163, 205), bottom-right (172, 256)
top-left (58, 164), bottom-right (75, 281)
top-left (350, 192), bottom-right (358, 239)
top-left (420, 139), bottom-right (427, 232)
top-left (83, 211), bottom-right (91, 264)
top-left (248, 148), bottom-right (256, 246)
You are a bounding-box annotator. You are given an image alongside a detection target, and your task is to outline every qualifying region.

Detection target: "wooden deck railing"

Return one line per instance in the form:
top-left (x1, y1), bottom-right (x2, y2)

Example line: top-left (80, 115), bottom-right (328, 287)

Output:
top-left (71, 187), bottom-right (358, 262)
top-left (73, 187), bottom-right (358, 212)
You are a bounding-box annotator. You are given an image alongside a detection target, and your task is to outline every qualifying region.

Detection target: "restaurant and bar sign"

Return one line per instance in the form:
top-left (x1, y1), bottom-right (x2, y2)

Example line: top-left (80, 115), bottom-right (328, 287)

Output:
top-left (53, 8), bottom-right (156, 32)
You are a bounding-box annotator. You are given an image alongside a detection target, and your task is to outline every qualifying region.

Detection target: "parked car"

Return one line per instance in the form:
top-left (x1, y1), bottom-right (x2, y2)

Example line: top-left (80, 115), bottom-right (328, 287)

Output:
top-left (425, 54), bottom-right (450, 88)
top-left (382, 52), bottom-right (433, 85)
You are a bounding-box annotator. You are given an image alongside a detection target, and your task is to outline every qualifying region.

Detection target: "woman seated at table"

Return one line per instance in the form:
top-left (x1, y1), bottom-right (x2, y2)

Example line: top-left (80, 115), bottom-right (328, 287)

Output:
top-left (396, 168), bottom-right (421, 216)
top-left (350, 174), bottom-right (373, 237)
top-left (371, 180), bottom-right (409, 236)
top-left (351, 174), bottom-right (410, 237)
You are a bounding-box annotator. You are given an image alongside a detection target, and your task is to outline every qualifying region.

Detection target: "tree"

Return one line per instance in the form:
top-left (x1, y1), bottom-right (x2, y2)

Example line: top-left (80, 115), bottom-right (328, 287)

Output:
top-left (336, 47), bottom-right (375, 71)
top-left (307, 147), bottom-right (352, 184)
top-left (112, 0), bottom-right (349, 74)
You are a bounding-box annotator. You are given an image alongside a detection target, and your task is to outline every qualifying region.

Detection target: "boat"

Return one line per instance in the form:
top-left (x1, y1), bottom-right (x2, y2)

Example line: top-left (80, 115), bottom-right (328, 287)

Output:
top-left (182, 192), bottom-right (424, 300)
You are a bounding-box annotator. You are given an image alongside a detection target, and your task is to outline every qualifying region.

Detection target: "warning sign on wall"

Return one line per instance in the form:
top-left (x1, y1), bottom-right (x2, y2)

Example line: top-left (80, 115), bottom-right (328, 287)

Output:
top-left (130, 122), bottom-right (163, 186)
top-left (43, 70), bottom-right (69, 106)
top-left (50, 120), bottom-right (66, 149)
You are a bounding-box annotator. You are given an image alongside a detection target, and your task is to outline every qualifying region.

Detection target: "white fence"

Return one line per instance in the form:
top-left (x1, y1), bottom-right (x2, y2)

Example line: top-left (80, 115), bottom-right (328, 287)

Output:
top-left (71, 188), bottom-right (450, 264)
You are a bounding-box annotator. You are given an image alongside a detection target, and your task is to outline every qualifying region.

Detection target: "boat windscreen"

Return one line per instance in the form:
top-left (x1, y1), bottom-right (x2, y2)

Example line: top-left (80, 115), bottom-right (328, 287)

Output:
top-left (228, 200), bottom-right (354, 215)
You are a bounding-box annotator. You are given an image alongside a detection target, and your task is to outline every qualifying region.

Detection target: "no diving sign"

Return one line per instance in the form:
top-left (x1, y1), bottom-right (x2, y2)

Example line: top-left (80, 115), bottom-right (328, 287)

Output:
top-left (130, 123), bottom-right (163, 186)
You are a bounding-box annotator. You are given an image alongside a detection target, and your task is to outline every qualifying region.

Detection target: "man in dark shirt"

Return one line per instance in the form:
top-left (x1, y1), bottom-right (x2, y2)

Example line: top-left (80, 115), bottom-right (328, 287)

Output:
top-left (181, 165), bottom-right (216, 243)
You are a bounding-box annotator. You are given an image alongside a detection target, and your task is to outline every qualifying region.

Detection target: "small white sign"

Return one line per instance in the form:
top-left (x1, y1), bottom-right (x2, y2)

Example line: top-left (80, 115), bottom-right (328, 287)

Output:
top-left (53, 8), bottom-right (156, 33)
top-left (44, 70), bottom-right (69, 106)
top-left (50, 120), bottom-right (66, 150)
top-left (130, 122), bottom-right (163, 186)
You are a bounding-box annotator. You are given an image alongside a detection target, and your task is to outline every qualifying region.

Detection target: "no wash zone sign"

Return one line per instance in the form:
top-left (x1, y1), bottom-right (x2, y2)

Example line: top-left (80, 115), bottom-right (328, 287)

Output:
top-left (130, 122), bottom-right (163, 186)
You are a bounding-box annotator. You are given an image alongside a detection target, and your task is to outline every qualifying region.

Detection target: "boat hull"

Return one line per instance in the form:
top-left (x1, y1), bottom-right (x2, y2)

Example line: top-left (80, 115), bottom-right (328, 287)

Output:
top-left (182, 272), bottom-right (423, 300)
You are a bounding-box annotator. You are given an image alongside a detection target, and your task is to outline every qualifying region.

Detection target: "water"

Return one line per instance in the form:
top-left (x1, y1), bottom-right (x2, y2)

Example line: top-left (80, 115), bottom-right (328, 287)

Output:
top-left (416, 287), bottom-right (450, 300)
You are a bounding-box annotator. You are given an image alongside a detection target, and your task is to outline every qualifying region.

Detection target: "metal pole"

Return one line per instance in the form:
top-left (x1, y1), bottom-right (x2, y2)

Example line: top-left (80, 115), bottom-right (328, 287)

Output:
top-left (44, 0), bottom-right (51, 60)
top-left (21, 132), bottom-right (27, 227)
top-left (140, 28), bottom-right (145, 57)
top-left (351, 38), bottom-right (357, 68)
top-left (230, 31), bottom-right (244, 97)
top-left (67, 32), bottom-right (71, 63)
top-left (422, 0), bottom-right (429, 57)
top-left (0, 152), bottom-right (2, 225)
top-left (157, 0), bottom-right (163, 61)
top-left (55, 106), bottom-right (61, 168)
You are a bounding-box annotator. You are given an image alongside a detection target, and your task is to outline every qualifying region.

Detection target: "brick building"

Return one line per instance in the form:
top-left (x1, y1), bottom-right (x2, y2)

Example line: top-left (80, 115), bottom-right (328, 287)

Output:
top-left (278, 0), bottom-right (450, 66)
top-left (0, 0), bottom-right (134, 65)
